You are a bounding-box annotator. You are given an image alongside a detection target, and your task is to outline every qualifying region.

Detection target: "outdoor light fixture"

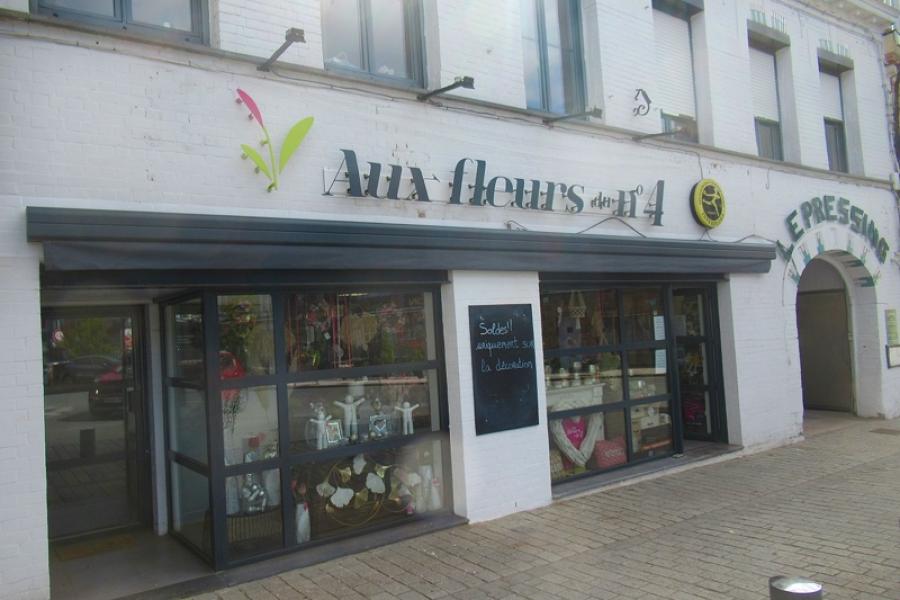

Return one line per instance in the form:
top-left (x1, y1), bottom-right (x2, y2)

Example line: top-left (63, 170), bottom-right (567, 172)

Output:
top-left (416, 76), bottom-right (475, 101)
top-left (257, 28), bottom-right (306, 72)
top-left (542, 106), bottom-right (603, 125)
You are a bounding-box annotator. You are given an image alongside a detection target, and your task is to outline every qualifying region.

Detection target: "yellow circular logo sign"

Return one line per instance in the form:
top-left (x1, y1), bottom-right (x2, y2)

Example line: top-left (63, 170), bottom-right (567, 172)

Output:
top-left (690, 179), bottom-right (726, 228)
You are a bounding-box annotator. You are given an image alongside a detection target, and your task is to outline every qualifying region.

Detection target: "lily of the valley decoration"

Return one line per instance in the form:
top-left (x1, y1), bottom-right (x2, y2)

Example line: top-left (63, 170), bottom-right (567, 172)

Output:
top-left (236, 89), bottom-right (314, 192)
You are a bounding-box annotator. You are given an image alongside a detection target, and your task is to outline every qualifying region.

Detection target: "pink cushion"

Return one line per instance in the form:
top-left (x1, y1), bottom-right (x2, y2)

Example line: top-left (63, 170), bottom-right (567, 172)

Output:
top-left (594, 436), bottom-right (627, 469)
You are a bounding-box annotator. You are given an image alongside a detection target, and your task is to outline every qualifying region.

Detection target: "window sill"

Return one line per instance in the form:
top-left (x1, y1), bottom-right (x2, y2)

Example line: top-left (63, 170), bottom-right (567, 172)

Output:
top-left (2, 8), bottom-right (891, 190)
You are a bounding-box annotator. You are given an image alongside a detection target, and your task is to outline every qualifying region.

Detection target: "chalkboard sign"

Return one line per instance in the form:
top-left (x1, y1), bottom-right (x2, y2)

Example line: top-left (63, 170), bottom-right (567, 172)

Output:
top-left (468, 304), bottom-right (539, 436)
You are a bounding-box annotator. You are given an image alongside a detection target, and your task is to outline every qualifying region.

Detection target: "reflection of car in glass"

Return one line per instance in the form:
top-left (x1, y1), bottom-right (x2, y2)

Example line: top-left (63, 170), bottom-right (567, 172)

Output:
top-left (56, 355), bottom-right (120, 385)
top-left (88, 365), bottom-right (124, 417)
top-left (89, 351), bottom-right (246, 416)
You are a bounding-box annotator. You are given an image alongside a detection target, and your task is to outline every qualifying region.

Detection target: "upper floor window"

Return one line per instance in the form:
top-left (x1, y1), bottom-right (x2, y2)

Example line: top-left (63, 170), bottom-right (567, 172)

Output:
top-left (35, 0), bottom-right (205, 43)
top-left (321, 0), bottom-right (424, 86)
top-left (653, 4), bottom-right (698, 142)
top-left (520, 0), bottom-right (585, 114)
top-left (819, 71), bottom-right (848, 172)
top-left (749, 47), bottom-right (782, 161)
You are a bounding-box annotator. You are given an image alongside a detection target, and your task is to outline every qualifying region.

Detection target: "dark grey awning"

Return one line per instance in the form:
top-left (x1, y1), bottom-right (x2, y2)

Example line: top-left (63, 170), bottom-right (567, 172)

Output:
top-left (28, 207), bottom-right (775, 275)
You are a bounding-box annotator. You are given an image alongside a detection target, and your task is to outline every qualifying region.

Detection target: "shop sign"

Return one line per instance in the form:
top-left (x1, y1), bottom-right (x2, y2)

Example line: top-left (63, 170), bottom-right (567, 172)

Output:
top-left (323, 149), bottom-right (667, 225)
top-left (689, 179), bottom-right (726, 228)
top-left (468, 304), bottom-right (539, 436)
top-left (779, 196), bottom-right (890, 265)
top-left (235, 89), bottom-right (314, 192)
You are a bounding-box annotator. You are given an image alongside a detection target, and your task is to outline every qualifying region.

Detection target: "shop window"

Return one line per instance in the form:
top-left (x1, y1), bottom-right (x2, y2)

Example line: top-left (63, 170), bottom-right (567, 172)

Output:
top-left (520, 0), bottom-right (585, 114)
top-left (321, 0), bottom-right (424, 86)
top-left (541, 286), bottom-right (673, 483)
top-left (162, 286), bottom-right (448, 567)
top-left (35, 0), bottom-right (206, 43)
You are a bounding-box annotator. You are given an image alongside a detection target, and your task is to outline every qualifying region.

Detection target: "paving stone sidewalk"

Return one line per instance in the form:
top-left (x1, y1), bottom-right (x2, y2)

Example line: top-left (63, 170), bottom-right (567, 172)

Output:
top-left (190, 418), bottom-right (900, 600)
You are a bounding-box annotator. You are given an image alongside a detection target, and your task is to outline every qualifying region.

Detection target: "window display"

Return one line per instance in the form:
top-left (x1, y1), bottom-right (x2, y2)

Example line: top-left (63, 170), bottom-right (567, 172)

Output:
top-left (226, 469), bottom-right (282, 560)
top-left (290, 440), bottom-right (445, 542)
top-left (285, 291), bottom-right (434, 371)
top-left (163, 285), bottom-right (448, 568)
top-left (548, 410), bottom-right (626, 481)
top-left (541, 285), bottom-right (675, 483)
top-left (288, 370), bottom-right (439, 453)
top-left (218, 295), bottom-right (275, 376)
top-left (222, 385), bottom-right (278, 466)
top-left (631, 401), bottom-right (673, 458)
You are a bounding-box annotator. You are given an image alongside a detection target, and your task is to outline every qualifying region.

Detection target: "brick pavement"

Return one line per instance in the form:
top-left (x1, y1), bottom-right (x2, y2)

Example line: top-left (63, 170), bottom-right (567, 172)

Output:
top-left (189, 418), bottom-right (900, 600)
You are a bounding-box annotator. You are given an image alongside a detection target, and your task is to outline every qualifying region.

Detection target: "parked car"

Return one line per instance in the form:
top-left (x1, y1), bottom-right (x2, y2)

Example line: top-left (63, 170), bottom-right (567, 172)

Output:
top-left (55, 355), bottom-right (120, 385)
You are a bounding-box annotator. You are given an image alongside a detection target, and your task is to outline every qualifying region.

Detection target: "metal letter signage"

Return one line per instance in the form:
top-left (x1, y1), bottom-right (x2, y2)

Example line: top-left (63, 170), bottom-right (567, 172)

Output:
top-left (323, 149), bottom-right (667, 225)
top-left (689, 179), bottom-right (726, 228)
top-left (778, 196), bottom-right (891, 265)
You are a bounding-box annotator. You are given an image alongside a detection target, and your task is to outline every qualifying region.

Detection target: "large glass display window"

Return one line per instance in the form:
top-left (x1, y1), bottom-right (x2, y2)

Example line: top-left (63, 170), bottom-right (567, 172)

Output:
top-left (162, 286), bottom-right (449, 569)
top-left (541, 286), bottom-right (675, 483)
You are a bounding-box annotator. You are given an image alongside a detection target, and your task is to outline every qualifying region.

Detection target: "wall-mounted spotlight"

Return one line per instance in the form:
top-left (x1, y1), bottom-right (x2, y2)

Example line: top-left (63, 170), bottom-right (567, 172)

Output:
top-left (417, 76), bottom-right (475, 101)
top-left (542, 106), bottom-right (603, 125)
top-left (258, 28), bottom-right (306, 72)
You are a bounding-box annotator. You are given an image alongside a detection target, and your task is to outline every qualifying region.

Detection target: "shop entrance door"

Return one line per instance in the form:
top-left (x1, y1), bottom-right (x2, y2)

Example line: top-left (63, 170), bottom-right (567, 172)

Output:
top-left (672, 287), bottom-right (727, 443)
top-left (42, 307), bottom-right (151, 538)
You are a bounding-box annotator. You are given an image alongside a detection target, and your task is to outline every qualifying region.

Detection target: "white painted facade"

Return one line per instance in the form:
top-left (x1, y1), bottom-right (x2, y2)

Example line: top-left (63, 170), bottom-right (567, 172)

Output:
top-left (1, 0), bottom-right (899, 597)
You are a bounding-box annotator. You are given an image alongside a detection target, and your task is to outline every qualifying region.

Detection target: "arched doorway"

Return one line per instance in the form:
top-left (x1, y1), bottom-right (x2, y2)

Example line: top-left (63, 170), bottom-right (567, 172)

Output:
top-left (796, 258), bottom-right (854, 412)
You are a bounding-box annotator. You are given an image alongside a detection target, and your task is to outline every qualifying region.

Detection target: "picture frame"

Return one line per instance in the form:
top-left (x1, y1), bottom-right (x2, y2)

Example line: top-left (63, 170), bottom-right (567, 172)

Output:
top-left (324, 420), bottom-right (344, 447)
top-left (369, 414), bottom-right (390, 439)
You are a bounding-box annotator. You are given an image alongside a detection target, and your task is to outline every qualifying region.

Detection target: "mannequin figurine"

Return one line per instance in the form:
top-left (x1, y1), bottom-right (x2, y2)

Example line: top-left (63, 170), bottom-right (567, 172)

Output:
top-left (240, 473), bottom-right (268, 513)
top-left (334, 395), bottom-right (366, 440)
top-left (310, 408), bottom-right (331, 450)
top-left (395, 401), bottom-right (420, 435)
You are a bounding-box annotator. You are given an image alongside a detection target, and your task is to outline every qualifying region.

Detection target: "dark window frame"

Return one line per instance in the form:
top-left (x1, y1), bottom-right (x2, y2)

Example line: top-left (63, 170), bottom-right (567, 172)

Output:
top-left (33, 0), bottom-right (208, 44)
top-left (541, 284), bottom-right (679, 484)
top-left (754, 117), bottom-right (783, 161)
top-left (321, 0), bottom-right (425, 87)
top-left (161, 283), bottom-right (451, 569)
top-left (521, 0), bottom-right (587, 115)
top-left (824, 117), bottom-right (848, 173)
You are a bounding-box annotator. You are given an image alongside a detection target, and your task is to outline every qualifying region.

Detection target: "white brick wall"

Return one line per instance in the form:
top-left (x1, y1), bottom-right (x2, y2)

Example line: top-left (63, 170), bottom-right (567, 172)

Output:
top-left (0, 200), bottom-right (48, 600)
top-left (442, 271), bottom-right (551, 522)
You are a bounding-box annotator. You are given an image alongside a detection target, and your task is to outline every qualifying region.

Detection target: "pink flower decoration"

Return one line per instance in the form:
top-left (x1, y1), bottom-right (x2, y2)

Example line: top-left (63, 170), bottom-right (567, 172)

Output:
top-left (237, 88), bottom-right (264, 127)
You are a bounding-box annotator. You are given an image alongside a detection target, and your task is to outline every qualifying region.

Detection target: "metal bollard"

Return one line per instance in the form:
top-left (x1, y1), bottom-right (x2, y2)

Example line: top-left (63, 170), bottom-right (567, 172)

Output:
top-left (769, 576), bottom-right (823, 600)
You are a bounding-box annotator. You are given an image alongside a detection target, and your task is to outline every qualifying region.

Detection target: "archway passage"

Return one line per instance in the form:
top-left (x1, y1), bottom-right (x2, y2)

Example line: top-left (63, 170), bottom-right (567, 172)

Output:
top-left (796, 259), bottom-right (854, 412)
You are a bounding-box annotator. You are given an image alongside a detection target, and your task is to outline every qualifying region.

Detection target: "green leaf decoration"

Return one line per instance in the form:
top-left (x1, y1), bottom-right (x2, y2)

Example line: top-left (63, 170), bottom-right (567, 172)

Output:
top-left (278, 116), bottom-right (314, 174)
top-left (241, 144), bottom-right (272, 181)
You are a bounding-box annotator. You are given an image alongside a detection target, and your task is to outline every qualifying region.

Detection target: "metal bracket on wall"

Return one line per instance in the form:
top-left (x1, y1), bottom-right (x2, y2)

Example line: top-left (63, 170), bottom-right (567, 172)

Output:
top-left (633, 88), bottom-right (652, 116)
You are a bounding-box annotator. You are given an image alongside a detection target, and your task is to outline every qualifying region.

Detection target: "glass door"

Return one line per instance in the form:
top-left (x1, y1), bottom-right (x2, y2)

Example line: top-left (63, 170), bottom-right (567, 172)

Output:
top-left (672, 287), bottom-right (726, 442)
top-left (42, 306), bottom-right (149, 538)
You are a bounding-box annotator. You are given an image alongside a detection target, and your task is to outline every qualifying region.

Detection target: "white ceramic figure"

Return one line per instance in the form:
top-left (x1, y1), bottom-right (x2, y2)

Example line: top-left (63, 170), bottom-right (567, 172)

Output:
top-left (295, 502), bottom-right (310, 543)
top-left (417, 464), bottom-right (442, 511)
top-left (310, 408), bottom-right (332, 450)
top-left (395, 401), bottom-right (420, 435)
top-left (334, 395), bottom-right (366, 439)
